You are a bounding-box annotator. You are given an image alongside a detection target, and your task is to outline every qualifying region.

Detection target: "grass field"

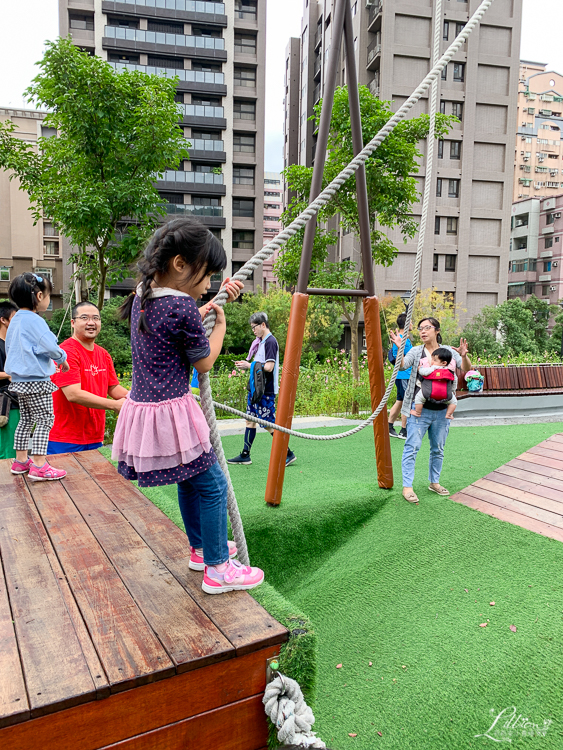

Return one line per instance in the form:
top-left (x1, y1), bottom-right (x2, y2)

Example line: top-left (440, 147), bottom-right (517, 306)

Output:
top-left (105, 421), bottom-right (563, 748)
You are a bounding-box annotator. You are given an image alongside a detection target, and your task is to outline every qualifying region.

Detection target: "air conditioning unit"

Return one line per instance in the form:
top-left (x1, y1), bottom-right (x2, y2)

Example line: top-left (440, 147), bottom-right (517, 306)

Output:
top-left (539, 158), bottom-right (545, 162)
top-left (553, 261), bottom-right (559, 267)
top-left (518, 194), bottom-right (524, 198)
top-left (523, 157), bottom-right (529, 161)
top-left (554, 212), bottom-right (561, 219)
top-left (521, 136), bottom-right (527, 141)
top-left (550, 286), bottom-right (557, 291)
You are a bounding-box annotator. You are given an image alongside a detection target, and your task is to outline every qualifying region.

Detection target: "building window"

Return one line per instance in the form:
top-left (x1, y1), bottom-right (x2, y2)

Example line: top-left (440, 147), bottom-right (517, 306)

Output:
top-left (0, 267), bottom-right (10, 282)
top-left (545, 237), bottom-right (553, 248)
top-left (233, 167), bottom-right (255, 185)
top-left (160, 192), bottom-right (184, 204)
top-left (437, 140), bottom-right (444, 159)
top-left (235, 0), bottom-right (257, 20)
top-left (43, 241), bottom-right (59, 256)
top-left (443, 21), bottom-right (449, 40)
top-left (148, 55), bottom-right (184, 69)
top-left (445, 255), bottom-right (457, 272)
top-left (34, 268), bottom-right (53, 284)
top-left (542, 284), bottom-right (550, 296)
top-left (546, 213), bottom-right (555, 225)
top-left (235, 33), bottom-right (257, 55)
top-left (544, 261), bottom-right (552, 272)
top-left (234, 100), bottom-right (256, 120)
top-left (192, 61), bottom-right (222, 73)
top-left (436, 179), bottom-right (443, 197)
top-left (108, 52), bottom-right (140, 64)
top-left (233, 133), bottom-right (255, 152)
top-left (453, 64), bottom-right (465, 82)
top-left (192, 96), bottom-right (221, 107)
top-left (43, 222), bottom-right (58, 237)
top-left (452, 102), bottom-right (463, 120)
top-left (233, 199), bottom-right (254, 217)
top-left (233, 230), bottom-right (254, 248)
top-left (433, 254), bottom-right (439, 272)
top-left (147, 19), bottom-right (183, 34)
top-left (447, 217), bottom-right (458, 234)
top-left (450, 141), bottom-right (461, 159)
top-left (107, 16), bottom-right (139, 29)
top-left (264, 191), bottom-right (280, 197)
top-left (69, 12), bottom-right (94, 30)
top-left (441, 65), bottom-right (447, 81)
top-left (456, 22), bottom-right (466, 36)
top-left (440, 101), bottom-right (446, 115)
top-left (435, 216), bottom-right (441, 235)
top-left (193, 195), bottom-right (220, 206)
top-left (191, 130), bottom-right (221, 141)
top-left (448, 179), bottom-right (460, 198)
top-left (192, 163), bottom-right (215, 173)
top-left (234, 66), bottom-right (256, 87)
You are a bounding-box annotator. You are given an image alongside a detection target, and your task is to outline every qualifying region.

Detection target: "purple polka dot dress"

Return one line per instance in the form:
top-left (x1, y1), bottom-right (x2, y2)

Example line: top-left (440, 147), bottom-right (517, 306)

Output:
top-left (112, 290), bottom-right (217, 487)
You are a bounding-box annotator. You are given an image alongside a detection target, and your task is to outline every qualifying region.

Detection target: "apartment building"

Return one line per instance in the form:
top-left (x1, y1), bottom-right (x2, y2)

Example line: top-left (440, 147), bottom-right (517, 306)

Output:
top-left (509, 194), bottom-right (563, 305)
top-left (0, 107), bottom-right (65, 316)
top-left (514, 61), bottom-right (563, 203)
top-left (261, 171), bottom-right (283, 289)
top-left (59, 0), bottom-right (266, 293)
top-left (285, 0), bottom-right (522, 323)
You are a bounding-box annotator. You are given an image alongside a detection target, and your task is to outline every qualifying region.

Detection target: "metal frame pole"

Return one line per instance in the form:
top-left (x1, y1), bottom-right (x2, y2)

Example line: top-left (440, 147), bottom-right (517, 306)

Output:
top-left (343, 0), bottom-right (393, 487)
top-left (265, 0), bottom-right (347, 505)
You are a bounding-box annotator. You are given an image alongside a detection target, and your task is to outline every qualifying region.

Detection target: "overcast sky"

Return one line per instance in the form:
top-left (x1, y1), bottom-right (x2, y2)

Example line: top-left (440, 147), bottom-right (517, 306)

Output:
top-left (0, 0), bottom-right (561, 173)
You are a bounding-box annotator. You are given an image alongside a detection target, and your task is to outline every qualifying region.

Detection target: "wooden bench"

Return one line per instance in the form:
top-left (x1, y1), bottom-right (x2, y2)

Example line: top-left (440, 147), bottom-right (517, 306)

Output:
top-left (0, 450), bottom-right (287, 750)
top-left (457, 364), bottom-right (563, 399)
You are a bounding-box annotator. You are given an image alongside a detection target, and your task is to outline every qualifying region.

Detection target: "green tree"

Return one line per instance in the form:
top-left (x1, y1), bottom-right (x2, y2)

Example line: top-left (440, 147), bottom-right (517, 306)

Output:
top-left (462, 296), bottom-right (556, 358)
top-left (0, 37), bottom-right (188, 308)
top-left (222, 288), bottom-right (343, 361)
top-left (380, 288), bottom-right (463, 347)
top-left (274, 85), bottom-right (455, 380)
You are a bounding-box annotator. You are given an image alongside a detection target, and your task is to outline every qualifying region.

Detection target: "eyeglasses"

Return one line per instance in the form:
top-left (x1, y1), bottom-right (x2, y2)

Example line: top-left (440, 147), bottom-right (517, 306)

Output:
top-left (76, 315), bottom-right (101, 322)
top-left (417, 325), bottom-right (436, 332)
top-left (250, 324), bottom-right (260, 330)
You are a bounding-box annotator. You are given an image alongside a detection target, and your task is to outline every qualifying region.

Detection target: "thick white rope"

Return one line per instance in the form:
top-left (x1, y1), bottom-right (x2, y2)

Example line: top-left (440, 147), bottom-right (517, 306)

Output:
top-left (197, 0), bottom-right (494, 557)
top-left (264, 674), bottom-right (326, 749)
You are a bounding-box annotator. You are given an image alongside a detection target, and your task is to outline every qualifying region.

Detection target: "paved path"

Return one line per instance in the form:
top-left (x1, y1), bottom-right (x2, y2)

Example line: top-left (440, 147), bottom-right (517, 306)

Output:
top-left (450, 433), bottom-right (563, 543)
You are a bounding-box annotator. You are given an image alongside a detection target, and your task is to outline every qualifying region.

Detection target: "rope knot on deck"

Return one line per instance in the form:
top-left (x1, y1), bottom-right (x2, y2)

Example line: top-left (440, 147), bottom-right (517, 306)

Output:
top-left (263, 674), bottom-right (326, 748)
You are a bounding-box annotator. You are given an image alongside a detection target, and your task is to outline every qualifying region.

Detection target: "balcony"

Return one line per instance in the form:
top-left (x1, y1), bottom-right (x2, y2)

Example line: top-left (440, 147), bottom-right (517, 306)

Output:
top-left (104, 26), bottom-right (225, 51)
top-left (313, 57), bottom-right (321, 79)
top-left (181, 103), bottom-right (224, 118)
top-left (314, 27), bottom-right (322, 50)
top-left (368, 77), bottom-right (379, 98)
top-left (313, 83), bottom-right (321, 105)
top-left (108, 62), bottom-right (224, 85)
top-left (366, 36), bottom-right (381, 71)
top-left (109, 0), bottom-right (225, 13)
top-left (188, 138), bottom-right (224, 151)
top-left (162, 203), bottom-right (225, 226)
top-left (368, 0), bottom-right (383, 32)
top-left (160, 170), bottom-right (223, 184)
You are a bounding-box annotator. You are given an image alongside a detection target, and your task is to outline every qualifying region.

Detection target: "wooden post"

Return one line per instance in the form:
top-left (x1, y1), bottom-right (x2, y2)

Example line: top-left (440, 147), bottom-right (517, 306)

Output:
top-left (264, 293), bottom-right (309, 506)
top-left (363, 296), bottom-right (394, 488)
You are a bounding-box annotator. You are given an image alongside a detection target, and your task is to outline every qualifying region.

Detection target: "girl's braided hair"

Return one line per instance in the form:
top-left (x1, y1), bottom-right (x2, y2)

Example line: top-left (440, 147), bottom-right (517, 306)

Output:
top-left (119, 217), bottom-right (226, 333)
top-left (9, 272), bottom-right (53, 311)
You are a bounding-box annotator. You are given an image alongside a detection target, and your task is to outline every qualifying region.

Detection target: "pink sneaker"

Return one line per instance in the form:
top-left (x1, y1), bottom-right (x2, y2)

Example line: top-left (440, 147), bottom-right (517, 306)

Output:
top-left (202, 559), bottom-right (264, 595)
top-left (11, 458), bottom-right (32, 475)
top-left (189, 540), bottom-right (237, 571)
top-left (28, 462), bottom-right (67, 482)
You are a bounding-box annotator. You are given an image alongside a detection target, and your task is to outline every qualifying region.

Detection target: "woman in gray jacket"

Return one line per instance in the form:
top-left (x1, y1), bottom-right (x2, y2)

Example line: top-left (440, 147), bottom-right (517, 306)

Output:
top-left (389, 317), bottom-right (470, 504)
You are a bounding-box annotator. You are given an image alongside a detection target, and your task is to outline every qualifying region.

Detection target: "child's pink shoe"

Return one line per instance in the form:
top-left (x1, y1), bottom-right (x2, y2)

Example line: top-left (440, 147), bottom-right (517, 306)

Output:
top-left (189, 541), bottom-right (237, 571)
top-left (28, 462), bottom-right (67, 482)
top-left (11, 458), bottom-right (32, 475)
top-left (202, 559), bottom-right (264, 594)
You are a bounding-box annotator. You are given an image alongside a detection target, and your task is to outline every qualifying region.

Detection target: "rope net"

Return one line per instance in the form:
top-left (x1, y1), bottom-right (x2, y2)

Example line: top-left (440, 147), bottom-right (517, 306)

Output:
top-left (196, 0), bottom-right (496, 562)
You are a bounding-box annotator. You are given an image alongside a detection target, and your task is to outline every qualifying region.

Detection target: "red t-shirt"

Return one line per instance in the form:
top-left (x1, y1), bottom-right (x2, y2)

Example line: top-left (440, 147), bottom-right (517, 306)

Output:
top-left (50, 338), bottom-right (119, 444)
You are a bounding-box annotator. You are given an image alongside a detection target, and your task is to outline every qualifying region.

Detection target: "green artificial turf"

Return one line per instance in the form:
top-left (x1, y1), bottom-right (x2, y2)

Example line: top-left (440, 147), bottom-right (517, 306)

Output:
top-left (103, 421), bottom-right (563, 748)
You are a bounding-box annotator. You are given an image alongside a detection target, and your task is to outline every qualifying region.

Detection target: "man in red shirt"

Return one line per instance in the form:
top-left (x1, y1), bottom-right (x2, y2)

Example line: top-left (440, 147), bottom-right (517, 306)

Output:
top-left (48, 302), bottom-right (129, 454)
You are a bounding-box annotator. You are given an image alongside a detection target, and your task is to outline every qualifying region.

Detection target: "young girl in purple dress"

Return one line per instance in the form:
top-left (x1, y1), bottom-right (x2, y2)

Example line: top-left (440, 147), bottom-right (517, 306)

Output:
top-left (115, 218), bottom-right (263, 595)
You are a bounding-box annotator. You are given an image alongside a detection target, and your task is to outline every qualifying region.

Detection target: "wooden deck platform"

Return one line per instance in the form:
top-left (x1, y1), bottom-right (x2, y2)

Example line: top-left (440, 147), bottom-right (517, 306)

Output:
top-left (0, 450), bottom-right (287, 750)
top-left (451, 433), bottom-right (563, 543)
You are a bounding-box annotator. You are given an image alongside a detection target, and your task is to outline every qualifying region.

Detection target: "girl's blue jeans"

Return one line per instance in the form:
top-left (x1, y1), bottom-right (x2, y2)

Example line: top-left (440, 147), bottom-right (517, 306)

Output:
top-left (177, 461), bottom-right (230, 566)
top-left (401, 406), bottom-right (451, 488)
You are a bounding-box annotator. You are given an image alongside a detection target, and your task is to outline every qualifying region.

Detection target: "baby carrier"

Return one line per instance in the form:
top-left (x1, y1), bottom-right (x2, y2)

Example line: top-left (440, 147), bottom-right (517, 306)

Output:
top-left (420, 368), bottom-right (455, 406)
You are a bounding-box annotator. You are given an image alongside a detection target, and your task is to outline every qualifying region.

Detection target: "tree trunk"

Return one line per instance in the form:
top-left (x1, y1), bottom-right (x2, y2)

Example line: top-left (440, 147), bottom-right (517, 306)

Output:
top-left (97, 245), bottom-right (107, 310)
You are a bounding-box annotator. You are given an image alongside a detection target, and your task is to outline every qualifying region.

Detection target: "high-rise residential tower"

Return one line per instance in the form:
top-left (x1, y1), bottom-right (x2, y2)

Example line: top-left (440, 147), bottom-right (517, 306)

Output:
top-left (514, 61), bottom-right (563, 203)
top-left (285, 0), bottom-right (522, 323)
top-left (59, 0), bottom-right (266, 294)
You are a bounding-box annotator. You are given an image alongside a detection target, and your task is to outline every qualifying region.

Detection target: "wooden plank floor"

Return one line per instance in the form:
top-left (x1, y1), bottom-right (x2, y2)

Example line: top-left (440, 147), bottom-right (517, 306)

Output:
top-left (450, 433), bottom-right (563, 542)
top-left (0, 451), bottom-right (287, 750)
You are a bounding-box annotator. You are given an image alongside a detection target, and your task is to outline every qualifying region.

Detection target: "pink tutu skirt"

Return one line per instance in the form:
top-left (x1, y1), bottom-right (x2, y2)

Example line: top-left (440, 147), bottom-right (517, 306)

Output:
top-left (112, 391), bottom-right (212, 473)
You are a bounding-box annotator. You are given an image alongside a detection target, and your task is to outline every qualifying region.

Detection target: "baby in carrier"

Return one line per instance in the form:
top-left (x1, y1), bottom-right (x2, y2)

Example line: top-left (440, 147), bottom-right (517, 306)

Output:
top-left (413, 347), bottom-right (457, 419)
